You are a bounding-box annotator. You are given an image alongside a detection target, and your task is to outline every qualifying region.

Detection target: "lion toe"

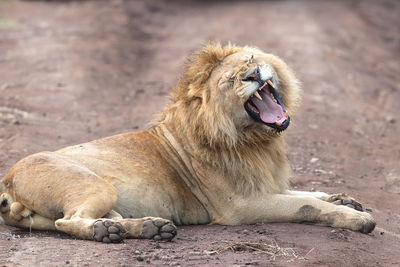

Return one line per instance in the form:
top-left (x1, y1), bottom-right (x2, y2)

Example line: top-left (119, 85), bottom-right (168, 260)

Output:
top-left (141, 218), bottom-right (177, 241)
top-left (328, 193), bottom-right (364, 211)
top-left (93, 219), bottom-right (127, 243)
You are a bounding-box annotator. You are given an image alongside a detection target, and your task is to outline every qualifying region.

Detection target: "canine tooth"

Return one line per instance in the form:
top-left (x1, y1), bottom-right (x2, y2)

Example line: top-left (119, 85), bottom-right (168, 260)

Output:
top-left (275, 121), bottom-right (283, 126)
top-left (253, 91), bottom-right (262, 100)
top-left (260, 82), bottom-right (267, 90)
top-left (267, 80), bottom-right (276, 89)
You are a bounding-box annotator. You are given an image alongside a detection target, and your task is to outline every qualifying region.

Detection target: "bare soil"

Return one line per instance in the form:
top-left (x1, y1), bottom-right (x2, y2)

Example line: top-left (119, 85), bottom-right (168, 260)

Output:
top-left (0, 0), bottom-right (399, 266)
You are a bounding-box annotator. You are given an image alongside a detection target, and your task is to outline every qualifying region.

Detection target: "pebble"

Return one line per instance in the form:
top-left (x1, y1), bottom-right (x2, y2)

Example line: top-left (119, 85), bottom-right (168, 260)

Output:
top-left (136, 256), bottom-right (144, 262)
top-left (314, 169), bottom-right (327, 174)
top-left (310, 157), bottom-right (319, 163)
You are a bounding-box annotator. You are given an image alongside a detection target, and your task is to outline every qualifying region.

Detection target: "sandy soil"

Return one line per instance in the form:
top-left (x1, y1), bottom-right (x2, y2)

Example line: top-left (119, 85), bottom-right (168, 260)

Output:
top-left (0, 0), bottom-right (399, 266)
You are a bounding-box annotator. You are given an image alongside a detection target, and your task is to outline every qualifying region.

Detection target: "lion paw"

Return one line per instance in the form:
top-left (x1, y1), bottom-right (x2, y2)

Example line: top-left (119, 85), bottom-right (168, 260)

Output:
top-left (326, 193), bottom-right (364, 211)
top-left (93, 219), bottom-right (127, 243)
top-left (141, 218), bottom-right (177, 241)
top-left (333, 206), bottom-right (376, 233)
top-left (0, 194), bottom-right (33, 221)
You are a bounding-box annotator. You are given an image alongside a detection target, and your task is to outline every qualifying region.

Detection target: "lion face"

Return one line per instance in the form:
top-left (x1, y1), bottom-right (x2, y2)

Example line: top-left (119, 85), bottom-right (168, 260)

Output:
top-left (163, 44), bottom-right (300, 147)
top-left (207, 48), bottom-right (298, 133)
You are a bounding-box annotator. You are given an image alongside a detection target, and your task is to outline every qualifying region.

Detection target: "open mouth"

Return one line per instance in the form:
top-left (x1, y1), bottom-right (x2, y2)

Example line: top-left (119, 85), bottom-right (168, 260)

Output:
top-left (243, 74), bottom-right (290, 131)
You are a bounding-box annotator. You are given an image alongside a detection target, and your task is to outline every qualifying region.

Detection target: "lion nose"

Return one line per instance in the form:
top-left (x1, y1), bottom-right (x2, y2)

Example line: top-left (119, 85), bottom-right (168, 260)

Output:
top-left (244, 67), bottom-right (264, 86)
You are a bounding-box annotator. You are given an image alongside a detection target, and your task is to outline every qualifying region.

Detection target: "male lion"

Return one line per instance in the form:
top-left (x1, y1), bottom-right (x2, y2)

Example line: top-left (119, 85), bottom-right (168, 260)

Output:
top-left (0, 43), bottom-right (375, 243)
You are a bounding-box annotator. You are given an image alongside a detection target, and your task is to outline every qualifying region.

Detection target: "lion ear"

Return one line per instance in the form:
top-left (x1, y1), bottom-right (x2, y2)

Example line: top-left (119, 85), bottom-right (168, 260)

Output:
top-left (173, 43), bottom-right (242, 101)
top-left (183, 42), bottom-right (241, 93)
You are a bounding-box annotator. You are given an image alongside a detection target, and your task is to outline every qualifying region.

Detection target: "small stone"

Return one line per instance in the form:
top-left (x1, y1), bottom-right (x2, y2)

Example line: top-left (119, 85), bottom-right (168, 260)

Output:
top-left (315, 169), bottom-right (327, 175)
top-left (385, 116), bottom-right (396, 124)
top-left (153, 235), bottom-right (162, 241)
top-left (333, 200), bottom-right (342, 205)
top-left (136, 256), bottom-right (144, 262)
top-left (310, 157), bottom-right (319, 163)
top-left (204, 250), bottom-right (218, 255)
top-left (366, 208), bottom-right (373, 212)
top-left (66, 261), bottom-right (70, 264)
top-left (242, 229), bottom-right (249, 235)
top-left (346, 204), bottom-right (355, 209)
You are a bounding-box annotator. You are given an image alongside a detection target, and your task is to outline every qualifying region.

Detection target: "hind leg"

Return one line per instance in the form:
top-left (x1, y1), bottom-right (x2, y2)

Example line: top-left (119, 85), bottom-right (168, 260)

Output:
top-left (55, 214), bottom-right (177, 243)
top-left (2, 152), bottom-right (177, 242)
top-left (1, 193), bottom-right (56, 230)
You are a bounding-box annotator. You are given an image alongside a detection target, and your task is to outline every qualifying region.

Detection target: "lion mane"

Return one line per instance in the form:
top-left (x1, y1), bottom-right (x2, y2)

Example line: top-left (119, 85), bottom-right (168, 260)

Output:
top-left (155, 43), bottom-right (301, 195)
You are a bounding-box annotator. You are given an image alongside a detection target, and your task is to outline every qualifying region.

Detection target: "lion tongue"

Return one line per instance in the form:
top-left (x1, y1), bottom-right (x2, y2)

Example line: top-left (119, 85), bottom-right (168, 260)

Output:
top-left (253, 90), bottom-right (285, 124)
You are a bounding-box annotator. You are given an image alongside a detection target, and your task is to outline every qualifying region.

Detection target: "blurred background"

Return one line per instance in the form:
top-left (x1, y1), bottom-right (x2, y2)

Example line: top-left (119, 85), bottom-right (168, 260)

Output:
top-left (0, 0), bottom-right (399, 266)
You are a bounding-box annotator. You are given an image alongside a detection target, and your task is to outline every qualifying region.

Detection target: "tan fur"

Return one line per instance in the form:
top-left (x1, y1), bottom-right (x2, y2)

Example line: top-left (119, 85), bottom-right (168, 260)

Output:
top-left (0, 43), bottom-right (375, 242)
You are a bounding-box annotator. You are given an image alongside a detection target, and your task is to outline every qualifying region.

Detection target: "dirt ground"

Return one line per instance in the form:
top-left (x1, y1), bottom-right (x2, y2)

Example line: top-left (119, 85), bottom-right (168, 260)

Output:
top-left (0, 0), bottom-right (399, 266)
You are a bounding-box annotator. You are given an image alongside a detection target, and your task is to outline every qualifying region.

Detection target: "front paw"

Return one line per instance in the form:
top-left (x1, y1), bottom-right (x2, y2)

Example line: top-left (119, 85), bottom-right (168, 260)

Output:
top-left (332, 207), bottom-right (376, 234)
top-left (326, 193), bottom-right (363, 211)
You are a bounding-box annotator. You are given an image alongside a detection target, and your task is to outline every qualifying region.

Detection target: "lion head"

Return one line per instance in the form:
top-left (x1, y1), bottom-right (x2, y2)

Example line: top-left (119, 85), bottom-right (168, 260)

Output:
top-left (158, 43), bottom-right (301, 149)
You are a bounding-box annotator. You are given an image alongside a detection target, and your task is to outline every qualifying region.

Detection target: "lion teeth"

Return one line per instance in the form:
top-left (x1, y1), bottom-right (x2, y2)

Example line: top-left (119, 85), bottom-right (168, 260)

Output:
top-left (267, 80), bottom-right (276, 89)
top-left (253, 91), bottom-right (262, 100)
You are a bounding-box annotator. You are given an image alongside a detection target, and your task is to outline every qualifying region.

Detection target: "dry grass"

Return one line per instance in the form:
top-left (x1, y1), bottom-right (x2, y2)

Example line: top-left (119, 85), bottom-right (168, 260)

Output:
top-left (205, 240), bottom-right (299, 260)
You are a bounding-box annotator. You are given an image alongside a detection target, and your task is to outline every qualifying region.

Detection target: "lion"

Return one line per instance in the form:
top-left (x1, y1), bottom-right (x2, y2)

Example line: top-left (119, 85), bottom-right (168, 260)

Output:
top-left (0, 43), bottom-right (375, 243)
